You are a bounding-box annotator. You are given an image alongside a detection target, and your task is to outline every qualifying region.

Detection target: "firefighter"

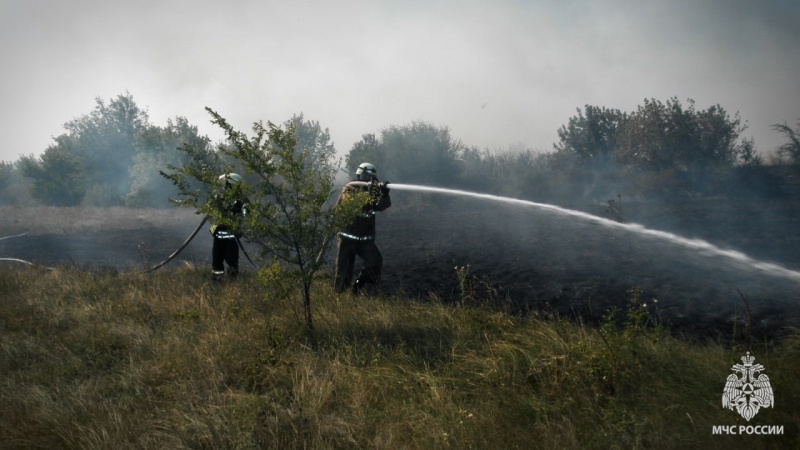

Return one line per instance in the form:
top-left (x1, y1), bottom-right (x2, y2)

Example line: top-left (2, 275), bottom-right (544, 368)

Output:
top-left (334, 162), bottom-right (392, 293)
top-left (210, 173), bottom-right (248, 281)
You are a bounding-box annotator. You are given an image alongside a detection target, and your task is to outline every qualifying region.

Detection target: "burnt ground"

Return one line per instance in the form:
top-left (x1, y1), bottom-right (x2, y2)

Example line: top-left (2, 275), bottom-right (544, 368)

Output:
top-left (376, 195), bottom-right (800, 339)
top-left (2, 194), bottom-right (800, 339)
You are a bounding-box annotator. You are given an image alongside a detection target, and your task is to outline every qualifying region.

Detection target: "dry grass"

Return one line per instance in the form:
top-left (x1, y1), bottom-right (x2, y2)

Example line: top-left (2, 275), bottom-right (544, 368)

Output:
top-left (1, 265), bottom-right (798, 448)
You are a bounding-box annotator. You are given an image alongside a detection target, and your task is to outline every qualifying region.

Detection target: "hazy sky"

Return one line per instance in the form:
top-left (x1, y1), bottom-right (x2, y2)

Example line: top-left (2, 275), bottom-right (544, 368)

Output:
top-left (1, 0), bottom-right (798, 164)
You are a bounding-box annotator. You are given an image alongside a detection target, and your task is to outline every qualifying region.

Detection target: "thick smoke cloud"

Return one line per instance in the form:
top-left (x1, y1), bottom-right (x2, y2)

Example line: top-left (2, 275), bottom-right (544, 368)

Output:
top-left (1, 0), bottom-right (798, 164)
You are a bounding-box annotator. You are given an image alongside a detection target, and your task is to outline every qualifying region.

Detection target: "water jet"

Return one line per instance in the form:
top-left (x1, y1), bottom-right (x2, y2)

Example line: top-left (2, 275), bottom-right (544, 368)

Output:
top-left (389, 183), bottom-right (800, 285)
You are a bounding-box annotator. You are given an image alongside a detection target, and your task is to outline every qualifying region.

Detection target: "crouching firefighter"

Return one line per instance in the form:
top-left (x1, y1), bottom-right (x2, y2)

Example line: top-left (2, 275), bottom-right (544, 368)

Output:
top-left (210, 173), bottom-right (249, 281)
top-left (334, 162), bottom-right (392, 294)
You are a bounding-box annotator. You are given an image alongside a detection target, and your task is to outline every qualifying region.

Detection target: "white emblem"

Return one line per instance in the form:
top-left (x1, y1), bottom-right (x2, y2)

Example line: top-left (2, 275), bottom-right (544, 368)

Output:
top-left (722, 352), bottom-right (774, 421)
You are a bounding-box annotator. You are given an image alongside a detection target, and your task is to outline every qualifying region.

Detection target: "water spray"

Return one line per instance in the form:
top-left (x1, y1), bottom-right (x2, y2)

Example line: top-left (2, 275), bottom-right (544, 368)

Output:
top-left (389, 183), bottom-right (800, 284)
top-left (0, 233), bottom-right (28, 242)
top-left (0, 257), bottom-right (55, 270)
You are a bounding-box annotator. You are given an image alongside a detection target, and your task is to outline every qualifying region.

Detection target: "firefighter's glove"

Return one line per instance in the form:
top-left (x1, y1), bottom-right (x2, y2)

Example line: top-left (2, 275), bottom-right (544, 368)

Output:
top-left (369, 182), bottom-right (382, 199)
top-left (379, 181), bottom-right (390, 194)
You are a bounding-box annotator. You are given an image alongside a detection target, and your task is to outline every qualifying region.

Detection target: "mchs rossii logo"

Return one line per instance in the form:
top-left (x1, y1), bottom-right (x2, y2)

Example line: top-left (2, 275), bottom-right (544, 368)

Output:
top-left (713, 352), bottom-right (782, 436)
top-left (722, 352), bottom-right (774, 421)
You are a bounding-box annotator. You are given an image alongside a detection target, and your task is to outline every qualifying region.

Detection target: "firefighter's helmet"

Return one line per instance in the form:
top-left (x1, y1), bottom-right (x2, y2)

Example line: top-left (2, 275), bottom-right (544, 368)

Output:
top-left (355, 163), bottom-right (377, 181)
top-left (219, 173), bottom-right (243, 187)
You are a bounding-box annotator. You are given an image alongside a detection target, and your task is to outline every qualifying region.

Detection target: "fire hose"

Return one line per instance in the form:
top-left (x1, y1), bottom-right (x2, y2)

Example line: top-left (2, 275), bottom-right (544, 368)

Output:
top-left (0, 233), bottom-right (56, 270)
top-left (236, 235), bottom-right (258, 269)
top-left (149, 179), bottom-right (386, 273)
top-left (145, 216), bottom-right (259, 273)
top-left (145, 216), bottom-right (208, 273)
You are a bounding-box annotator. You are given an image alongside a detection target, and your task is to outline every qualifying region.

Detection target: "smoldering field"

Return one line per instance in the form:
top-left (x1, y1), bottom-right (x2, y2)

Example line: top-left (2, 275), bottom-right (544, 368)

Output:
top-left (2, 192), bottom-right (800, 337)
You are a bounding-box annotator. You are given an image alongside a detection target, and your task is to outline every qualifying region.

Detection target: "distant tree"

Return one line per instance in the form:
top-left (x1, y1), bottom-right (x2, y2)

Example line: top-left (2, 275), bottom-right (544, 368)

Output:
top-left (18, 145), bottom-right (87, 206)
top-left (773, 120), bottom-right (800, 164)
top-left (65, 92), bottom-right (150, 204)
top-left (481, 148), bottom-right (537, 197)
top-left (346, 133), bottom-right (385, 177)
top-left (0, 161), bottom-right (13, 193)
top-left (0, 161), bottom-right (29, 205)
top-left (346, 122), bottom-right (463, 186)
top-left (451, 145), bottom-right (492, 192)
top-left (554, 105), bottom-right (628, 167)
top-left (127, 116), bottom-right (211, 207)
top-left (162, 108), bottom-right (364, 330)
top-left (479, 147), bottom-right (584, 201)
top-left (615, 98), bottom-right (745, 193)
top-left (283, 113), bottom-right (337, 169)
top-left (22, 92), bottom-right (151, 206)
top-left (383, 121), bottom-right (462, 185)
top-left (617, 98), bottom-right (744, 172)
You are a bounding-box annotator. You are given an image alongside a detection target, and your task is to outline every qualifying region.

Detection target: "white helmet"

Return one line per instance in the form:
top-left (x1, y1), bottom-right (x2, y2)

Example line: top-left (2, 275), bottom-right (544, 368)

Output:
top-left (219, 173), bottom-right (243, 187)
top-left (355, 163), bottom-right (377, 181)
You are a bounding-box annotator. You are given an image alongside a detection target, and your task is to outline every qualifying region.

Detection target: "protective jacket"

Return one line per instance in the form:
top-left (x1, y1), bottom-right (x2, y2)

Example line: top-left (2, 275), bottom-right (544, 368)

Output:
top-left (209, 193), bottom-right (248, 279)
top-left (337, 181), bottom-right (391, 240)
top-left (209, 195), bottom-right (248, 239)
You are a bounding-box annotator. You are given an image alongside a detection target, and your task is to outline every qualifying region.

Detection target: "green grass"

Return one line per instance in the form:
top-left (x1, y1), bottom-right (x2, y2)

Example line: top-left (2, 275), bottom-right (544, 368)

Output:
top-left (0, 265), bottom-right (798, 449)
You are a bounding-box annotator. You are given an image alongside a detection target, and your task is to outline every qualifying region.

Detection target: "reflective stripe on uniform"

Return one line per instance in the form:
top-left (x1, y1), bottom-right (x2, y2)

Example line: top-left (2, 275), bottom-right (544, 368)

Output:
top-left (339, 232), bottom-right (373, 241)
top-left (215, 231), bottom-right (237, 239)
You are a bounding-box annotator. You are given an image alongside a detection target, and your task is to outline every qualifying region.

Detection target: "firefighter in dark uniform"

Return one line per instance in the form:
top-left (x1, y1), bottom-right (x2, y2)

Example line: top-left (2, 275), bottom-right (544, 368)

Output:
top-left (334, 163), bottom-right (392, 293)
top-left (210, 173), bottom-right (248, 281)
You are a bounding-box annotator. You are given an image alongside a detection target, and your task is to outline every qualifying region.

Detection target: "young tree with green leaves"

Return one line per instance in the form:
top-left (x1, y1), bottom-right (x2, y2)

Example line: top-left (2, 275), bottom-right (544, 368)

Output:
top-left (162, 108), bottom-right (365, 330)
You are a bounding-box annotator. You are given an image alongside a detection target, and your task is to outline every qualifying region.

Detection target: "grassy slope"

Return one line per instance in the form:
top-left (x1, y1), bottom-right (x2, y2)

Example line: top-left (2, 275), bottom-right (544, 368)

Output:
top-left (0, 266), bottom-right (798, 449)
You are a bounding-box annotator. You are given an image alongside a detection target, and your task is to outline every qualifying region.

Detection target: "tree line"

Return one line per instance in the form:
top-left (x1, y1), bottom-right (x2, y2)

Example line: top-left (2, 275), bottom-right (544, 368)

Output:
top-left (3, 94), bottom-right (798, 329)
top-left (1, 93), bottom-right (799, 207)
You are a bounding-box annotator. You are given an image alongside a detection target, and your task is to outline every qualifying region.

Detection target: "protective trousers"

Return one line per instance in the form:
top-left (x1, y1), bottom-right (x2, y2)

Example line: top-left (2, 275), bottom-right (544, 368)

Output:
top-left (334, 236), bottom-right (382, 293)
top-left (212, 236), bottom-right (239, 278)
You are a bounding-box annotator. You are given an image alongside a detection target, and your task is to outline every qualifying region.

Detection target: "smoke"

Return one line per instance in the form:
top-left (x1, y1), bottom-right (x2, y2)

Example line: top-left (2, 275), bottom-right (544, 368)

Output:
top-left (1, 0), bottom-right (798, 165)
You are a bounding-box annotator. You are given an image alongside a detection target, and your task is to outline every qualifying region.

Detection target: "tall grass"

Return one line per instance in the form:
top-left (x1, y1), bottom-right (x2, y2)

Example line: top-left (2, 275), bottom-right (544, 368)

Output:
top-left (1, 265), bottom-right (797, 449)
